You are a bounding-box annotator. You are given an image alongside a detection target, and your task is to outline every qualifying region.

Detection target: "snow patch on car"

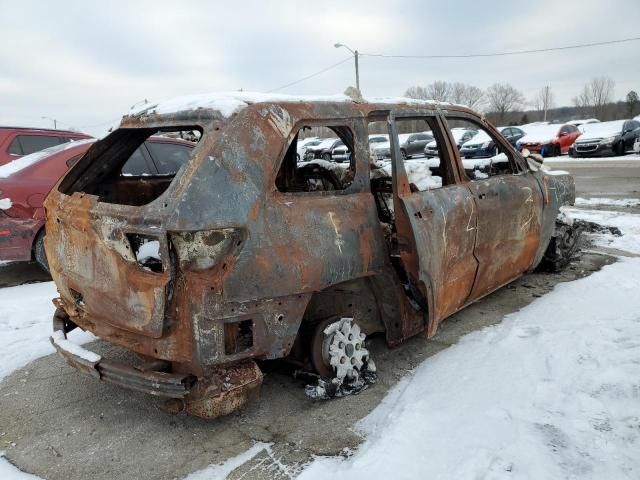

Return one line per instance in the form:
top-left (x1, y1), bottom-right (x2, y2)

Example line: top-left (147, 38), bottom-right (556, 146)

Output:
top-left (0, 139), bottom-right (95, 178)
top-left (517, 125), bottom-right (562, 144)
top-left (127, 92), bottom-right (457, 119)
top-left (577, 120), bottom-right (626, 141)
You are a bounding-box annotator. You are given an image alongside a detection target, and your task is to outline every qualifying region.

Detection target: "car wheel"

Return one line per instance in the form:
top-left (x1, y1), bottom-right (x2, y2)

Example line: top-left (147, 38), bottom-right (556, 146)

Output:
top-left (305, 316), bottom-right (377, 400)
top-left (616, 141), bottom-right (625, 156)
top-left (537, 220), bottom-right (582, 272)
top-left (34, 230), bottom-right (50, 273)
top-left (400, 149), bottom-right (407, 160)
top-left (322, 153), bottom-right (331, 161)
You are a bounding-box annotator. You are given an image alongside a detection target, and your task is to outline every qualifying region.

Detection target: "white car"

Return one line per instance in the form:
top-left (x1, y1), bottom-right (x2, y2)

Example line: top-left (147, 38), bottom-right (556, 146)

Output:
top-left (296, 137), bottom-right (321, 161)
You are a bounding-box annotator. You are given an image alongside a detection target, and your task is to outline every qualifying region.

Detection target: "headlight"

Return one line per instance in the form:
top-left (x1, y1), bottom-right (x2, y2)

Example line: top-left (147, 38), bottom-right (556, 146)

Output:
top-left (600, 136), bottom-right (616, 145)
top-left (481, 141), bottom-right (491, 149)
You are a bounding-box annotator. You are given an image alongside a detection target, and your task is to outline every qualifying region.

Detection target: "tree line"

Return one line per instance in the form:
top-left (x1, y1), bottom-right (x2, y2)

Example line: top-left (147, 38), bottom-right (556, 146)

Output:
top-left (403, 77), bottom-right (639, 126)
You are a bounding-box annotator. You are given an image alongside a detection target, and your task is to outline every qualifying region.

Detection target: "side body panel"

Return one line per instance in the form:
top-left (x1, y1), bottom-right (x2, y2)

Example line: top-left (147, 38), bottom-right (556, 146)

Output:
top-left (466, 174), bottom-right (543, 300)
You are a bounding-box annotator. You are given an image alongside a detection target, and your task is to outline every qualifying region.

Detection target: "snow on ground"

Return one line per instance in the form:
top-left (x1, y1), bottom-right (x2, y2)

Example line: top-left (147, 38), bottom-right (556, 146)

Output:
top-left (0, 453), bottom-right (41, 479)
top-left (299, 257), bottom-right (640, 480)
top-left (0, 281), bottom-right (94, 381)
top-left (564, 207), bottom-right (640, 255)
top-left (183, 443), bottom-right (273, 480)
top-left (0, 281), bottom-right (95, 478)
top-left (545, 153), bottom-right (640, 163)
top-left (575, 197), bottom-right (640, 208)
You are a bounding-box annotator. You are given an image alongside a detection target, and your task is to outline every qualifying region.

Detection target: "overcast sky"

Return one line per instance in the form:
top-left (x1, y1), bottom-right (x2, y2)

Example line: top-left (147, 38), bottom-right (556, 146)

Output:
top-left (1, 0), bottom-right (638, 136)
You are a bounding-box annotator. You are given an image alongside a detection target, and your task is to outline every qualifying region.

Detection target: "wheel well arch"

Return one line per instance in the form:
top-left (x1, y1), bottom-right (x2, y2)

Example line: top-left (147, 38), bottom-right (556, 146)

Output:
top-left (31, 225), bottom-right (46, 259)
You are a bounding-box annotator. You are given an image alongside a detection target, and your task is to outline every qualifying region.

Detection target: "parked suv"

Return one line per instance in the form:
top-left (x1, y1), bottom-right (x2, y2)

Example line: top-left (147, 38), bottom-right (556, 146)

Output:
top-left (0, 136), bottom-right (194, 271)
top-left (0, 127), bottom-right (91, 166)
top-left (46, 93), bottom-right (577, 419)
top-left (570, 120), bottom-right (640, 157)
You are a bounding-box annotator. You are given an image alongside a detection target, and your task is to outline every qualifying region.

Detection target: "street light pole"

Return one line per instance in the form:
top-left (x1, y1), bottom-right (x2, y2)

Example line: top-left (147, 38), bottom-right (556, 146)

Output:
top-left (334, 43), bottom-right (360, 93)
top-left (41, 116), bottom-right (57, 129)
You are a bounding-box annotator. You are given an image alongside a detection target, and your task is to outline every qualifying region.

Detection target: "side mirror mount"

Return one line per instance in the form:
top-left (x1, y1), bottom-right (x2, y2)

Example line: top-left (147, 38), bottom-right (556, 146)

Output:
top-left (521, 148), bottom-right (544, 172)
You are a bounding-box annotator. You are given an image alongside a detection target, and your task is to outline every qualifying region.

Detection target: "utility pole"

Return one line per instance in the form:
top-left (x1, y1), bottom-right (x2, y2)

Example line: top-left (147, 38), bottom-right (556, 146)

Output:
top-left (334, 43), bottom-right (360, 94)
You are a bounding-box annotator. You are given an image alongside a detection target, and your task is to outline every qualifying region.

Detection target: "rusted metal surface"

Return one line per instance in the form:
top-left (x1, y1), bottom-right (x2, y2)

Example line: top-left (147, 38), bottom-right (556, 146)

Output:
top-left (43, 96), bottom-right (575, 418)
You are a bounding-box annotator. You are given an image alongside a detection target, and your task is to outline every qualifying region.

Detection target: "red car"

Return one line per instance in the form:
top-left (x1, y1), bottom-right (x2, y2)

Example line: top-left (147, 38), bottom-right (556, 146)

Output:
top-left (0, 136), bottom-right (195, 270)
top-left (517, 123), bottom-right (581, 157)
top-left (0, 126), bottom-right (91, 166)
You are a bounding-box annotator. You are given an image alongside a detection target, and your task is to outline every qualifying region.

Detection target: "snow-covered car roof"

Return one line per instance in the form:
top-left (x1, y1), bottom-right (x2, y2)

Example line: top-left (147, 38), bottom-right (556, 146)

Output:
top-left (518, 124), bottom-right (563, 144)
top-left (314, 138), bottom-right (340, 149)
top-left (577, 120), bottom-right (626, 140)
top-left (0, 139), bottom-right (96, 179)
top-left (427, 128), bottom-right (475, 147)
top-left (567, 118), bottom-right (600, 126)
top-left (462, 130), bottom-right (492, 146)
top-left (125, 91), bottom-right (458, 121)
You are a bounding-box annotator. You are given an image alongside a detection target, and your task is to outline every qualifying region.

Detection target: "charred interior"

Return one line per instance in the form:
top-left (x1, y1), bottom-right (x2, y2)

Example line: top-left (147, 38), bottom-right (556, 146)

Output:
top-left (276, 125), bottom-right (354, 192)
top-left (59, 127), bottom-right (201, 206)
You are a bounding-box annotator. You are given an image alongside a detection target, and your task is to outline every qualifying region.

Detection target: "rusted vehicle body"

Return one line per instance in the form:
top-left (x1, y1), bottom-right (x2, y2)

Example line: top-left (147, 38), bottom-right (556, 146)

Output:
top-left (45, 93), bottom-right (576, 418)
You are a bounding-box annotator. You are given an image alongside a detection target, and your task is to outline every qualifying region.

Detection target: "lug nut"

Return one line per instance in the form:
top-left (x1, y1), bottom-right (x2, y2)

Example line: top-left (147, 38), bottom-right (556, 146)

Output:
top-left (340, 357), bottom-right (346, 364)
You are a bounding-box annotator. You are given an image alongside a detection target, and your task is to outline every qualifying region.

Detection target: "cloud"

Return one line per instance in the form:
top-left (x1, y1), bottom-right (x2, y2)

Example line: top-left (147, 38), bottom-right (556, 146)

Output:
top-left (0, 0), bottom-right (637, 136)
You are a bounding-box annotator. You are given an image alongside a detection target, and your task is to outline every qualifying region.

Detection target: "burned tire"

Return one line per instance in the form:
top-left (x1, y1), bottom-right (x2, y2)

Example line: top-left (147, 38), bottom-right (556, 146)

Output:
top-left (400, 149), bottom-right (407, 160)
top-left (538, 221), bottom-right (582, 272)
top-left (34, 229), bottom-right (50, 273)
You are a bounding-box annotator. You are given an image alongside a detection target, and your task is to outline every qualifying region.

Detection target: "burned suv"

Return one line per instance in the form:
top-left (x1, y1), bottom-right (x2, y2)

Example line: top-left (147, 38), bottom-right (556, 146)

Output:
top-left (46, 93), bottom-right (578, 418)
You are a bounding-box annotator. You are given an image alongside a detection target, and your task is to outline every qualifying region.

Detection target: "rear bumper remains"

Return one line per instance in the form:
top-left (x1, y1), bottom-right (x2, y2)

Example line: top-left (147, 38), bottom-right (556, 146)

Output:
top-left (51, 303), bottom-right (263, 418)
top-left (51, 312), bottom-right (195, 398)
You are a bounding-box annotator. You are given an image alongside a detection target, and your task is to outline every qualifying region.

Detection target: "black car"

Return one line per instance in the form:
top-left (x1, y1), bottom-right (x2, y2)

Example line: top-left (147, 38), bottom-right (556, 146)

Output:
top-left (304, 138), bottom-right (344, 161)
top-left (459, 126), bottom-right (525, 159)
top-left (571, 119), bottom-right (640, 157)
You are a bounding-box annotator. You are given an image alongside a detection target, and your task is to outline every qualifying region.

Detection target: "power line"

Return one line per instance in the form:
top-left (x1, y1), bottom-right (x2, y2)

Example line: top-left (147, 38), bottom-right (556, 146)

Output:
top-left (360, 36), bottom-right (640, 59)
top-left (266, 56), bottom-right (353, 93)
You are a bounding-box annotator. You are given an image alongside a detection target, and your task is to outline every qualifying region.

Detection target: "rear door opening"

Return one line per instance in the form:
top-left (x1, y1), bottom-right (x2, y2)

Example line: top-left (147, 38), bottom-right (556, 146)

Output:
top-left (59, 127), bottom-right (201, 206)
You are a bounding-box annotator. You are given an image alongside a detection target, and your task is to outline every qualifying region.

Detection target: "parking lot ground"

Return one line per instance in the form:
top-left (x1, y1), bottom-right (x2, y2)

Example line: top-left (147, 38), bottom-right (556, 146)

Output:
top-left (0, 250), bottom-right (615, 480)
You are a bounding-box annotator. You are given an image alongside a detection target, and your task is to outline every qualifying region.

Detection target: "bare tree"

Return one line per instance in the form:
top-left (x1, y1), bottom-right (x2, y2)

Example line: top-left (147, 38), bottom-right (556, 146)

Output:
top-left (626, 90), bottom-right (639, 117)
top-left (449, 83), bottom-right (485, 110)
top-left (404, 85), bottom-right (429, 100)
top-left (533, 86), bottom-right (554, 121)
top-left (426, 80), bottom-right (450, 102)
top-left (485, 83), bottom-right (526, 124)
top-left (572, 76), bottom-right (615, 119)
top-left (406, 81), bottom-right (451, 101)
top-left (590, 77), bottom-right (615, 118)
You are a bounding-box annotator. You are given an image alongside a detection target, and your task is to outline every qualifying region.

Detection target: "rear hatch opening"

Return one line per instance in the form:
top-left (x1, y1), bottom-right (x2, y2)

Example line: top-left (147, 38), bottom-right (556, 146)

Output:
top-left (59, 127), bottom-right (202, 206)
